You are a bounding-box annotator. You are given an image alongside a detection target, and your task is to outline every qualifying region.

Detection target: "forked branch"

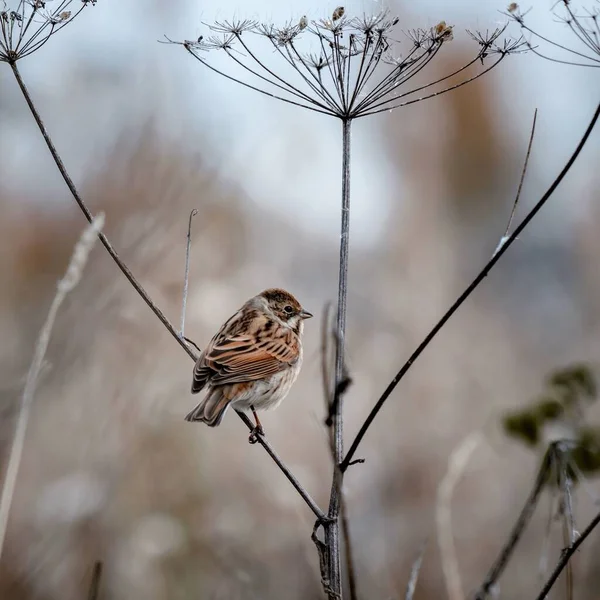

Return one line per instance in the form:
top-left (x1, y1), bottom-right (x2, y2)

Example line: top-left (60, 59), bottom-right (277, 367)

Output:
top-left (342, 102), bottom-right (600, 472)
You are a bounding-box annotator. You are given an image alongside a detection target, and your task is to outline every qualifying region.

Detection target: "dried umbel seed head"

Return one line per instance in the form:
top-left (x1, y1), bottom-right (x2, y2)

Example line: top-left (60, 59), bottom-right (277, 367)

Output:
top-left (506, 0), bottom-right (599, 67)
top-left (0, 0), bottom-right (98, 63)
top-left (332, 6), bottom-right (344, 21)
top-left (434, 21), bottom-right (454, 42)
top-left (171, 10), bottom-right (522, 119)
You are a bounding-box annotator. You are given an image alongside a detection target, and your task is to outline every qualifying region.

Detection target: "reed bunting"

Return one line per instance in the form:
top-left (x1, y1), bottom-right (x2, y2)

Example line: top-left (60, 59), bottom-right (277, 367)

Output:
top-left (186, 288), bottom-right (312, 442)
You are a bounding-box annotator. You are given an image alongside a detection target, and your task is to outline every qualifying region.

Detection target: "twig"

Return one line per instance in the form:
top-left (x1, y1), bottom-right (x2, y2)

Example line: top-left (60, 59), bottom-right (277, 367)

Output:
top-left (342, 102), bottom-right (600, 473)
top-left (556, 444), bottom-right (576, 600)
top-left (405, 540), bottom-right (428, 600)
top-left (534, 509), bottom-right (600, 600)
top-left (325, 330), bottom-right (353, 428)
top-left (0, 213), bottom-right (105, 561)
top-left (8, 57), bottom-right (326, 524)
top-left (87, 561), bottom-right (103, 600)
top-left (180, 208), bottom-right (198, 337)
top-left (235, 410), bottom-right (326, 521)
top-left (436, 432), bottom-right (483, 600)
top-left (9, 61), bottom-right (195, 361)
top-left (473, 448), bottom-right (553, 600)
top-left (340, 499), bottom-right (357, 600)
top-left (538, 483), bottom-right (558, 580)
top-left (493, 108), bottom-right (538, 256)
top-left (321, 304), bottom-right (358, 600)
top-left (321, 302), bottom-right (334, 416)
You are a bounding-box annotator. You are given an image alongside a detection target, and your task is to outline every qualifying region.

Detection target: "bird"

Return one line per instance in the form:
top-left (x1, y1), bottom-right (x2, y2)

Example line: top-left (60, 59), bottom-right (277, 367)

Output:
top-left (185, 288), bottom-right (312, 442)
top-left (299, 15), bottom-right (308, 30)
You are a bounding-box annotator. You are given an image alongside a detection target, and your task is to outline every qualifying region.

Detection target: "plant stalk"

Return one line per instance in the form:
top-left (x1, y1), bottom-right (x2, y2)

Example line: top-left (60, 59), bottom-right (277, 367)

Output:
top-left (8, 59), bottom-right (327, 523)
top-left (325, 117), bottom-right (352, 599)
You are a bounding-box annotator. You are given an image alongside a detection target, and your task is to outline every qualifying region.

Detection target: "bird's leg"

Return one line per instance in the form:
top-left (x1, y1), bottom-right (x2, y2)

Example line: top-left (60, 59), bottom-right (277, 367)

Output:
top-left (248, 405), bottom-right (265, 444)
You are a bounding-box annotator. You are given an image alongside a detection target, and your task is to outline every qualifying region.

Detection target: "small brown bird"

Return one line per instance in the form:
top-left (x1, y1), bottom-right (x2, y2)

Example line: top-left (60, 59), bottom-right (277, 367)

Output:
top-left (186, 288), bottom-right (312, 441)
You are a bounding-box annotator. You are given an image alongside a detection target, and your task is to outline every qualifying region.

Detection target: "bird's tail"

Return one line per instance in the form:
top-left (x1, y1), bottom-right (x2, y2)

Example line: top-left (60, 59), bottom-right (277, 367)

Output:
top-left (184, 388), bottom-right (231, 426)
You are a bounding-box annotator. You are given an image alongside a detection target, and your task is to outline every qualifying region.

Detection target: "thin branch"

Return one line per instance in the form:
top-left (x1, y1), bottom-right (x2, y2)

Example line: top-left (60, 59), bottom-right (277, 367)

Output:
top-left (321, 304), bottom-right (358, 600)
top-left (8, 60), bottom-right (196, 362)
top-left (340, 498), bottom-right (358, 600)
top-left (180, 208), bottom-right (198, 337)
top-left (0, 213), bottom-right (105, 561)
top-left (534, 510), bottom-right (600, 600)
top-left (493, 108), bottom-right (538, 256)
top-left (357, 54), bottom-right (507, 117)
top-left (473, 448), bottom-right (553, 600)
top-left (437, 432), bottom-right (483, 600)
top-left (321, 302), bottom-right (334, 411)
top-left (234, 410), bottom-right (326, 521)
top-left (557, 445), bottom-right (576, 600)
top-left (87, 561), bottom-right (103, 600)
top-left (538, 482), bottom-right (558, 580)
top-left (405, 540), bottom-right (428, 600)
top-left (9, 53), bottom-right (326, 524)
top-left (342, 102), bottom-right (600, 472)
top-left (178, 42), bottom-right (337, 117)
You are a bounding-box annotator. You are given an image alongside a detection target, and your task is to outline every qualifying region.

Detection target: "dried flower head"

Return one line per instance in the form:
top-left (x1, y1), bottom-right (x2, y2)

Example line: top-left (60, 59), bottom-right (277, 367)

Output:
top-left (332, 6), bottom-right (345, 22)
top-left (0, 0), bottom-right (97, 63)
top-left (506, 0), bottom-right (600, 67)
top-left (434, 20), bottom-right (454, 42)
top-left (167, 9), bottom-right (523, 119)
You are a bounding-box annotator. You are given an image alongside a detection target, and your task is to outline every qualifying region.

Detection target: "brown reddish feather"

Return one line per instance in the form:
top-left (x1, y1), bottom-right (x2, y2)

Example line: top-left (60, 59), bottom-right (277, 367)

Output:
top-left (191, 309), bottom-right (301, 393)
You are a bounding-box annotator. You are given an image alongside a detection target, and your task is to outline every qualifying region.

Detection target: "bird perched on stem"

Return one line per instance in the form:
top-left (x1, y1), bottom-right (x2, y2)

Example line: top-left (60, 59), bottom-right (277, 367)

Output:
top-left (186, 289), bottom-right (312, 443)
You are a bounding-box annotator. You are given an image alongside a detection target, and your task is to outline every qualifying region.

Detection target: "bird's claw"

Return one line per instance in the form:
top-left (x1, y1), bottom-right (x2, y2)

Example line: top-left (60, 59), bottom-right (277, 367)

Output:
top-left (248, 425), bottom-right (265, 444)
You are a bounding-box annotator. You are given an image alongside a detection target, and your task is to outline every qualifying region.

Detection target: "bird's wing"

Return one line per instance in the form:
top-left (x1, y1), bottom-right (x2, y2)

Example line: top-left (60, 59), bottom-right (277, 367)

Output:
top-left (191, 311), bottom-right (300, 392)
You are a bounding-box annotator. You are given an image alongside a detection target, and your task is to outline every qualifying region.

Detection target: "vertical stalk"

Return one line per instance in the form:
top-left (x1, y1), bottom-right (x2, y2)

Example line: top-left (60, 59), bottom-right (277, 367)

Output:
top-left (325, 116), bottom-right (352, 599)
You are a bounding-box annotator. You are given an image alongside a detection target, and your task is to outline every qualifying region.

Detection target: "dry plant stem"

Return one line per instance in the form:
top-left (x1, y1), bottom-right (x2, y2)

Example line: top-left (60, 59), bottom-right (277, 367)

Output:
top-left (325, 116), bottom-right (352, 599)
top-left (437, 432), bottom-right (483, 600)
top-left (235, 410), bottom-right (326, 520)
top-left (0, 213), bottom-right (105, 561)
top-left (180, 208), bottom-right (198, 337)
top-left (342, 101), bottom-right (600, 472)
top-left (8, 61), bottom-right (326, 524)
top-left (320, 305), bottom-right (358, 600)
top-left (8, 60), bottom-right (194, 363)
top-left (340, 499), bottom-right (357, 600)
top-left (405, 540), bottom-right (428, 600)
top-left (534, 509), bottom-right (600, 600)
top-left (557, 448), bottom-right (575, 600)
top-left (473, 449), bottom-right (553, 600)
top-left (493, 108), bottom-right (538, 255)
top-left (87, 561), bottom-right (103, 600)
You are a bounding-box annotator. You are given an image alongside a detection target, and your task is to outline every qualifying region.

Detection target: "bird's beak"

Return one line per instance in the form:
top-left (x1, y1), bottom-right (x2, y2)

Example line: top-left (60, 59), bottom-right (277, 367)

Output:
top-left (300, 309), bottom-right (313, 319)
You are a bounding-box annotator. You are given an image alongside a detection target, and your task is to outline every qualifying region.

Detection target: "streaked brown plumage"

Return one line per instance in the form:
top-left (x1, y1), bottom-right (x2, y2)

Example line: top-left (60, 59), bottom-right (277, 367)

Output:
top-left (185, 288), bottom-right (312, 439)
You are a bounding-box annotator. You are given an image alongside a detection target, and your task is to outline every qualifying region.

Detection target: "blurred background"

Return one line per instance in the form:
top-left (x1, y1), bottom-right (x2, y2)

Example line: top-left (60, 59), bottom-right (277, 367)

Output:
top-left (1, 0), bottom-right (600, 598)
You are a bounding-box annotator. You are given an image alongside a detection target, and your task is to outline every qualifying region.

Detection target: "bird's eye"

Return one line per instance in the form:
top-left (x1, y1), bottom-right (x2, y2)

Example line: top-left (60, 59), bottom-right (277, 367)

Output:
top-left (284, 305), bottom-right (294, 314)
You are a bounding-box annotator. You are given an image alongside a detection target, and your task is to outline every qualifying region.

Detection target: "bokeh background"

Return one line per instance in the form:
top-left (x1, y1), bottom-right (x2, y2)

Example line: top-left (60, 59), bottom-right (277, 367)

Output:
top-left (1, 0), bottom-right (600, 598)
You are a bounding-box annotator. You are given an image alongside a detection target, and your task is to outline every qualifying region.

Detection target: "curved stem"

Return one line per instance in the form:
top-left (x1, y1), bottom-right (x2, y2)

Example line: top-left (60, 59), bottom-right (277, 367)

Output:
top-left (9, 59), bottom-right (326, 522)
top-left (9, 60), bottom-right (195, 361)
top-left (342, 101), bottom-right (600, 471)
top-left (534, 510), bottom-right (600, 600)
top-left (473, 449), bottom-right (552, 599)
